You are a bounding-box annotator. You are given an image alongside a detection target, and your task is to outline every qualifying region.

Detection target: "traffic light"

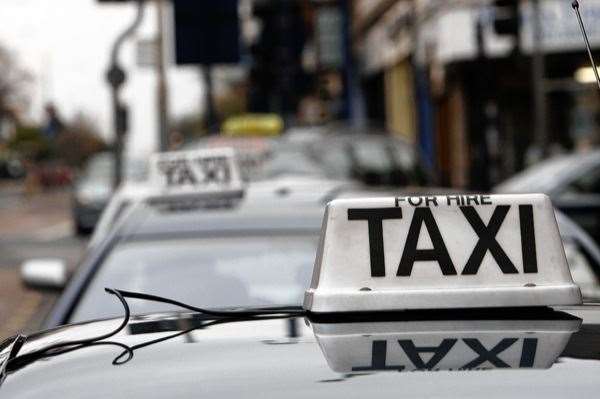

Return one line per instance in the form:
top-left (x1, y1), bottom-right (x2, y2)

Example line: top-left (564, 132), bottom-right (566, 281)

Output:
top-left (493, 0), bottom-right (520, 37)
top-left (173, 0), bottom-right (240, 65)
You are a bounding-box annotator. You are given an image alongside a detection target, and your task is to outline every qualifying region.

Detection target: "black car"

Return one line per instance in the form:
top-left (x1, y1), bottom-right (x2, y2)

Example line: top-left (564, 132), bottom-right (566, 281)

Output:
top-left (5, 192), bottom-right (600, 396)
top-left (49, 195), bottom-right (325, 327)
top-left (190, 130), bottom-right (432, 187)
top-left (24, 184), bottom-right (600, 328)
top-left (72, 153), bottom-right (148, 235)
top-left (2, 299), bottom-right (600, 397)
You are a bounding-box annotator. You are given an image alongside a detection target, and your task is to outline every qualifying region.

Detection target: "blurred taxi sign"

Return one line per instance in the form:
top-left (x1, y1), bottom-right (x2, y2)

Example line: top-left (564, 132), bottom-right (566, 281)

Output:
top-left (304, 194), bottom-right (582, 313)
top-left (203, 136), bottom-right (271, 181)
top-left (222, 113), bottom-right (283, 137)
top-left (311, 317), bottom-right (581, 372)
top-left (149, 148), bottom-right (243, 199)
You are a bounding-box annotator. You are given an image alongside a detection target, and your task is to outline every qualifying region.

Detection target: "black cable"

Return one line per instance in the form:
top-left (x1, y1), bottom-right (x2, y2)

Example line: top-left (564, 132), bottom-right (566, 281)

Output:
top-left (112, 314), bottom-right (292, 365)
top-left (6, 289), bottom-right (130, 370)
top-left (105, 288), bottom-right (306, 318)
top-left (5, 287), bottom-right (305, 373)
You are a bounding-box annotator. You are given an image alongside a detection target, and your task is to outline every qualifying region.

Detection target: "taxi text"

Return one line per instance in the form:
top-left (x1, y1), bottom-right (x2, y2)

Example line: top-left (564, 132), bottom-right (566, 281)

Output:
top-left (348, 204), bottom-right (537, 277)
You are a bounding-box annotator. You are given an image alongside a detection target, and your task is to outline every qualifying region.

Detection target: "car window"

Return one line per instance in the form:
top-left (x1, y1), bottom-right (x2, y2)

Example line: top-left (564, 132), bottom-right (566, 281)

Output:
top-left (261, 145), bottom-right (327, 179)
top-left (566, 165), bottom-right (600, 195)
top-left (352, 139), bottom-right (395, 172)
top-left (309, 136), bottom-right (428, 185)
top-left (84, 154), bottom-right (114, 181)
top-left (69, 234), bottom-right (318, 323)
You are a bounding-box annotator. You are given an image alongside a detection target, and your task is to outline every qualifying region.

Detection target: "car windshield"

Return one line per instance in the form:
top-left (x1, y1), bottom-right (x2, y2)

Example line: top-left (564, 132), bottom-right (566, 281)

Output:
top-left (69, 234), bottom-right (318, 323)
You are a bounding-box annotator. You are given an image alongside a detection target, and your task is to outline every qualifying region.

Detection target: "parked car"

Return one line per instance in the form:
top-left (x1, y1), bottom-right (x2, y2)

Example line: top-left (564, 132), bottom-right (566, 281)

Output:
top-left (495, 151), bottom-right (600, 244)
top-left (189, 128), bottom-right (432, 187)
top-left (72, 153), bottom-right (148, 235)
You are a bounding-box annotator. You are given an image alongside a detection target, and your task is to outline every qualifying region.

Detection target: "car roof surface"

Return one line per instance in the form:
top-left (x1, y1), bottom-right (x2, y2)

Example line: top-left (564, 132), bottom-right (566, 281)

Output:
top-left (109, 175), bottom-right (350, 239)
top-left (3, 306), bottom-right (600, 398)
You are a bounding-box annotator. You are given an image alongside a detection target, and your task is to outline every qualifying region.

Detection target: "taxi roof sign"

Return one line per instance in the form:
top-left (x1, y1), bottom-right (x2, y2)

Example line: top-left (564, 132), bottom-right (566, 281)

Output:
top-left (148, 147), bottom-right (243, 199)
top-left (304, 194), bottom-right (582, 313)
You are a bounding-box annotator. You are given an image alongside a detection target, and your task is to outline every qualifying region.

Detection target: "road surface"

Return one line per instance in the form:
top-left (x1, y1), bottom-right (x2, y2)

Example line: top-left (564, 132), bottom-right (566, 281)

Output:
top-left (0, 184), bottom-right (86, 338)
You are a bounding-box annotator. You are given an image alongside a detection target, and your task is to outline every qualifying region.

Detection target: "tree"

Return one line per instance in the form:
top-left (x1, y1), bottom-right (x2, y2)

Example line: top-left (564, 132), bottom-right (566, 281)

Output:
top-left (7, 125), bottom-right (50, 162)
top-left (55, 113), bottom-right (107, 168)
top-left (0, 44), bottom-right (31, 130)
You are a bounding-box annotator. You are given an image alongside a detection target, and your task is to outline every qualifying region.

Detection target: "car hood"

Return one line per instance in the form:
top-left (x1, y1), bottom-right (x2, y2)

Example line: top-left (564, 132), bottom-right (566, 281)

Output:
top-left (3, 307), bottom-right (600, 398)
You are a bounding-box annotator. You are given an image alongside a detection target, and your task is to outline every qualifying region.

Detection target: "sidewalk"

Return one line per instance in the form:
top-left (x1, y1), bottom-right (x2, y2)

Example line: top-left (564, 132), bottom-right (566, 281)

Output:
top-left (0, 184), bottom-right (85, 338)
top-left (0, 188), bottom-right (73, 240)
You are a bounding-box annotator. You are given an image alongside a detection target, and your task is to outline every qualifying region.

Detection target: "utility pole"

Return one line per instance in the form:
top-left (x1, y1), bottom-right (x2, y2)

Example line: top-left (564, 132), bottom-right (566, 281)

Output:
top-left (531, 0), bottom-right (547, 157)
top-left (156, 0), bottom-right (170, 151)
top-left (107, 0), bottom-right (145, 188)
top-left (202, 65), bottom-right (217, 134)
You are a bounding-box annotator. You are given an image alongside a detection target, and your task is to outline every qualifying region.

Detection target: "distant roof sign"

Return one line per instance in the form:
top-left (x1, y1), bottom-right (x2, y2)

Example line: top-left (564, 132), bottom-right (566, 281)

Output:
top-left (304, 194), bottom-right (582, 312)
top-left (222, 113), bottom-right (283, 137)
top-left (148, 148), bottom-right (243, 199)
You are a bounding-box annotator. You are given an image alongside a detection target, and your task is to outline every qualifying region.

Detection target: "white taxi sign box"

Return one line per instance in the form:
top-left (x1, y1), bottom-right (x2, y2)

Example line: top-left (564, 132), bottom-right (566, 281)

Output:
top-left (311, 318), bottom-right (581, 373)
top-left (148, 148), bottom-right (243, 199)
top-left (304, 194), bottom-right (582, 312)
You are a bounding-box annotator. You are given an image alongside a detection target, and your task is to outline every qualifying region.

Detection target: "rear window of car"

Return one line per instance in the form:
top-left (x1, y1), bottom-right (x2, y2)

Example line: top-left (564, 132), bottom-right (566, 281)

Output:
top-left (69, 234), bottom-right (318, 323)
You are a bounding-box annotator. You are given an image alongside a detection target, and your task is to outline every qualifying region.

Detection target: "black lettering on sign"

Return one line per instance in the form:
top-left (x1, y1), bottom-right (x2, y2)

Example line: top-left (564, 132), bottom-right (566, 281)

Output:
top-left (408, 197), bottom-right (423, 206)
top-left (466, 195), bottom-right (480, 205)
top-left (398, 339), bottom-right (457, 370)
top-left (446, 195), bottom-right (493, 206)
top-left (446, 195), bottom-right (462, 206)
top-left (519, 338), bottom-right (537, 367)
top-left (462, 338), bottom-right (517, 368)
top-left (397, 208), bottom-right (457, 276)
top-left (158, 159), bottom-right (197, 186)
top-left (348, 208), bottom-right (403, 277)
top-left (395, 196), bottom-right (440, 207)
top-left (519, 205), bottom-right (538, 273)
top-left (460, 206), bottom-right (519, 275)
top-left (196, 156), bottom-right (231, 184)
top-left (425, 196), bottom-right (438, 207)
top-left (352, 340), bottom-right (405, 371)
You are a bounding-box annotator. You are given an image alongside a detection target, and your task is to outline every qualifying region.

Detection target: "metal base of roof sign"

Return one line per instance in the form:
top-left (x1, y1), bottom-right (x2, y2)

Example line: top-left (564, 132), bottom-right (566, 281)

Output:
top-left (304, 284), bottom-right (582, 313)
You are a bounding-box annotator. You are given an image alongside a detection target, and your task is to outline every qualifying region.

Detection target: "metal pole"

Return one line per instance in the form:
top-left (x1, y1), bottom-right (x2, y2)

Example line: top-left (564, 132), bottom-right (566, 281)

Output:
top-left (202, 65), bottom-right (217, 134)
top-left (156, 0), bottom-right (170, 151)
top-left (107, 0), bottom-right (145, 188)
top-left (572, 0), bottom-right (600, 91)
top-left (531, 0), bottom-right (547, 155)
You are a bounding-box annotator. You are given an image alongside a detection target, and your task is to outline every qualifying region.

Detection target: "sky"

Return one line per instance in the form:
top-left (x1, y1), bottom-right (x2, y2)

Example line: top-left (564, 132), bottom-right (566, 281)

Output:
top-left (0, 0), bottom-right (204, 156)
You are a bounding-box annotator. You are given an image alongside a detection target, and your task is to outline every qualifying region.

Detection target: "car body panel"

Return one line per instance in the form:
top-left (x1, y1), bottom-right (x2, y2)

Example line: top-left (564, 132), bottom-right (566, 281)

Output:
top-left (3, 308), bottom-right (600, 398)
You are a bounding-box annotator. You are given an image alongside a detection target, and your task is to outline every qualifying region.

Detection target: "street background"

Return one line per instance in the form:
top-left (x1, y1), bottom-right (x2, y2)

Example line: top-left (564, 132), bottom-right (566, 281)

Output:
top-left (1, 0), bottom-right (600, 337)
top-left (0, 184), bottom-right (84, 337)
